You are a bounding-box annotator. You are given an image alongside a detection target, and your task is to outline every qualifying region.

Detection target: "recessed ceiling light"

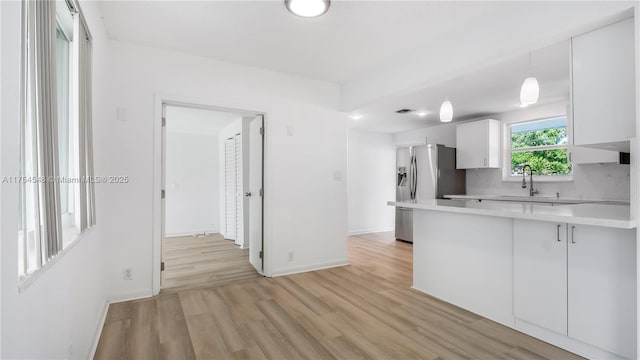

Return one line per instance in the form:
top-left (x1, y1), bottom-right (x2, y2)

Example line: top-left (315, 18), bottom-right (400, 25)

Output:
top-left (349, 114), bottom-right (363, 120)
top-left (285, 0), bottom-right (330, 18)
top-left (416, 111), bottom-right (428, 117)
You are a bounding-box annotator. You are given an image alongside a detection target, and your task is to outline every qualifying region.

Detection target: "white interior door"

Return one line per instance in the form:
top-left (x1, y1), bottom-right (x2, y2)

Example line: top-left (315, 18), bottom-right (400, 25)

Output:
top-left (248, 115), bottom-right (263, 273)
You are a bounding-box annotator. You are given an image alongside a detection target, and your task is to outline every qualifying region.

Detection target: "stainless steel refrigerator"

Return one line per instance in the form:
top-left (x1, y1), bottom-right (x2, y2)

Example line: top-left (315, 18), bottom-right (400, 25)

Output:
top-left (395, 144), bottom-right (466, 242)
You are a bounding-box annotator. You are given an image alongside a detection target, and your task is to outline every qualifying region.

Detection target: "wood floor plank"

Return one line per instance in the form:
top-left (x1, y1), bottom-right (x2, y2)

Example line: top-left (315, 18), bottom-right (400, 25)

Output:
top-left (184, 314), bottom-right (232, 360)
top-left (255, 299), bottom-right (336, 360)
top-left (162, 234), bottom-right (262, 291)
top-left (96, 232), bottom-right (584, 360)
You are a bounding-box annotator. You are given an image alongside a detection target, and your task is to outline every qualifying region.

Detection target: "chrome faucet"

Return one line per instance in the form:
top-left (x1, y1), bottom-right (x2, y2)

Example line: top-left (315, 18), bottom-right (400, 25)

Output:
top-left (521, 164), bottom-right (539, 197)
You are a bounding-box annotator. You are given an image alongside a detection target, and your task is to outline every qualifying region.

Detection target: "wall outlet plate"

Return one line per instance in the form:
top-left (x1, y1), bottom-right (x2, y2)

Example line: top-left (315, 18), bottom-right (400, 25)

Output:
top-left (123, 268), bottom-right (133, 280)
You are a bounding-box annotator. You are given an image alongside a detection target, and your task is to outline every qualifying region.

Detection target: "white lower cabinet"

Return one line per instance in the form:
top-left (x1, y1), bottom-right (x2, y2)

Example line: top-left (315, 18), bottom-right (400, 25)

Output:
top-left (514, 220), bottom-right (636, 359)
top-left (567, 224), bottom-right (636, 359)
top-left (514, 221), bottom-right (567, 335)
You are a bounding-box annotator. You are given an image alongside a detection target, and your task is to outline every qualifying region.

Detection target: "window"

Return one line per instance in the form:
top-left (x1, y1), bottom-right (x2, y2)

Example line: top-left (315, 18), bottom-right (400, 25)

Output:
top-left (507, 116), bottom-right (572, 179)
top-left (56, 22), bottom-right (80, 247)
top-left (19, 0), bottom-right (95, 281)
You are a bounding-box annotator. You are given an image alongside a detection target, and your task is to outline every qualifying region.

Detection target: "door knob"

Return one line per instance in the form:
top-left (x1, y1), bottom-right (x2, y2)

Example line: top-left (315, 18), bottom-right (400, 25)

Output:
top-left (244, 192), bottom-right (252, 197)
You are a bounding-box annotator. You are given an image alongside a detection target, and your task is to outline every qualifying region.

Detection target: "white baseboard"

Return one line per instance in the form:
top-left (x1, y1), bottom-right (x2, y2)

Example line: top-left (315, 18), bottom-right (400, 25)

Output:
top-left (165, 229), bottom-right (219, 238)
top-left (87, 298), bottom-right (110, 360)
top-left (107, 289), bottom-right (154, 304)
top-left (271, 259), bottom-right (350, 277)
top-left (514, 318), bottom-right (628, 360)
top-left (348, 227), bottom-right (394, 236)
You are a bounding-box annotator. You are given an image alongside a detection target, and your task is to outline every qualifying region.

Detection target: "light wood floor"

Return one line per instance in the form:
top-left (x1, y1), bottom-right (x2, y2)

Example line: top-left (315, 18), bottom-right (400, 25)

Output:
top-left (95, 232), bottom-right (582, 360)
top-left (162, 234), bottom-right (262, 292)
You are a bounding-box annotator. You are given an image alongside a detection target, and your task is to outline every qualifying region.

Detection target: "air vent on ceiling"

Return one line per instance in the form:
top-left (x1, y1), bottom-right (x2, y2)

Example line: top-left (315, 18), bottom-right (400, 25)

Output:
top-left (395, 109), bottom-right (415, 114)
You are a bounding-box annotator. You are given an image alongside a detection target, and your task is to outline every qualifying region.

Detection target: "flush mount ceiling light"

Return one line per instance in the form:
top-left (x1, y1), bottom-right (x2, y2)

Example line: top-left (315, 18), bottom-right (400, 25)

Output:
top-left (416, 111), bottom-right (428, 117)
top-left (349, 113), bottom-right (363, 120)
top-left (440, 99), bottom-right (453, 122)
top-left (520, 52), bottom-right (540, 106)
top-left (285, 0), bottom-right (331, 18)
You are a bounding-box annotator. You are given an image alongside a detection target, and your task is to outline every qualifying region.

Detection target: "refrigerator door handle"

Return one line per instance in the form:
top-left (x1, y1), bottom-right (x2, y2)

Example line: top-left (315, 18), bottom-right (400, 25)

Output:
top-left (410, 155), bottom-right (417, 200)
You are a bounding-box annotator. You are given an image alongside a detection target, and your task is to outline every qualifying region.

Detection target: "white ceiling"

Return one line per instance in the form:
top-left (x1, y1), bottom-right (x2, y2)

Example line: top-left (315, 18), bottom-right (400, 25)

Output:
top-left (99, 1), bottom-right (518, 83)
top-left (99, 1), bottom-right (633, 134)
top-left (165, 106), bottom-right (241, 134)
top-left (349, 40), bottom-right (571, 133)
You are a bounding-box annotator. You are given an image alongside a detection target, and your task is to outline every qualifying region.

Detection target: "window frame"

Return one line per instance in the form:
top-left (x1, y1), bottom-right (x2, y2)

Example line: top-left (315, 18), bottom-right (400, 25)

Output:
top-left (501, 114), bottom-right (573, 183)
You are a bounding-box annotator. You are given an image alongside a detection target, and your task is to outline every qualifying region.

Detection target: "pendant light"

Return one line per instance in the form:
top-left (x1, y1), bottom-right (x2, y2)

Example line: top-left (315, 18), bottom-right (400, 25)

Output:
top-left (520, 52), bottom-right (539, 106)
top-left (285, 0), bottom-right (331, 18)
top-left (440, 98), bottom-right (453, 123)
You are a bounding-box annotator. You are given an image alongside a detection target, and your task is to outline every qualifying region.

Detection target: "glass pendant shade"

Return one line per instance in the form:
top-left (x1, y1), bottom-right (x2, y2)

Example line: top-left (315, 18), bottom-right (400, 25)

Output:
top-left (520, 76), bottom-right (539, 106)
top-left (440, 100), bottom-right (453, 123)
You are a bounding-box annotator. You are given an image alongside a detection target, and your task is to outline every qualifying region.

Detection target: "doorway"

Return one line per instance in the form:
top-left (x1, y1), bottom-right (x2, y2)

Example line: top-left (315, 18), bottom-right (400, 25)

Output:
top-left (159, 103), bottom-right (264, 291)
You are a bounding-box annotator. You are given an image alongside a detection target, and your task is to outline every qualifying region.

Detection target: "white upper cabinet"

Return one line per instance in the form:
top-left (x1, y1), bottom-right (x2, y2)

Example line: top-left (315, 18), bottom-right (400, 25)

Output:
top-left (456, 119), bottom-right (501, 169)
top-left (571, 17), bottom-right (636, 152)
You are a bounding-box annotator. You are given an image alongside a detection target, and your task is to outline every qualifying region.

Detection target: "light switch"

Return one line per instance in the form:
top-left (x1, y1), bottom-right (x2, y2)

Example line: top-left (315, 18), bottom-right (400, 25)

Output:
top-left (116, 107), bottom-right (128, 122)
top-left (333, 170), bottom-right (343, 181)
top-left (286, 125), bottom-right (294, 136)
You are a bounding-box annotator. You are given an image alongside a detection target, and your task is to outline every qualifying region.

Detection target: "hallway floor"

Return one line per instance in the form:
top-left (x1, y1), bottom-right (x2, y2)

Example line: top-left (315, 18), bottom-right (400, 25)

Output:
top-left (161, 234), bottom-right (262, 292)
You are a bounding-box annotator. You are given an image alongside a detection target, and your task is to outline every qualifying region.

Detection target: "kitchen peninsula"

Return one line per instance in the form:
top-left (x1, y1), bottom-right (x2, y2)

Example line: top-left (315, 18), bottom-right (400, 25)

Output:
top-left (388, 199), bottom-right (636, 359)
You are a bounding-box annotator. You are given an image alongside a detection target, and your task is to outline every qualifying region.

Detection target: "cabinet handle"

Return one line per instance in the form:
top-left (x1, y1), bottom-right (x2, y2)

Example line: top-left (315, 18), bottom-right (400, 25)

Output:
top-left (571, 226), bottom-right (576, 244)
top-left (556, 224), bottom-right (562, 242)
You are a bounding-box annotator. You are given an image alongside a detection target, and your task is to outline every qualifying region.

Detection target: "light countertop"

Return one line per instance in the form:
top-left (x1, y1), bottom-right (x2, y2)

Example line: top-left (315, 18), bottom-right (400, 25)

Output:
top-left (388, 199), bottom-right (636, 229)
top-left (444, 194), bottom-right (630, 205)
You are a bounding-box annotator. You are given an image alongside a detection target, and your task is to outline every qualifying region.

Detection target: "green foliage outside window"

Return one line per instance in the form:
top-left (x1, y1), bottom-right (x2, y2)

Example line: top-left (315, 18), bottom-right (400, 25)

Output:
top-left (510, 127), bottom-right (572, 176)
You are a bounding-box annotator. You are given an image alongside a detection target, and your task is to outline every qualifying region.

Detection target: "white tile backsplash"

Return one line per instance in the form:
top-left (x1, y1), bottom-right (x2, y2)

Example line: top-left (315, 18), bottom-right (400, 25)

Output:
top-left (466, 163), bottom-right (630, 201)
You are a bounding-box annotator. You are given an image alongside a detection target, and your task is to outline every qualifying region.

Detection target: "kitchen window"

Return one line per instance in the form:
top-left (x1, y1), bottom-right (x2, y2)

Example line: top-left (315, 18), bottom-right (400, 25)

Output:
top-left (505, 116), bottom-right (572, 180)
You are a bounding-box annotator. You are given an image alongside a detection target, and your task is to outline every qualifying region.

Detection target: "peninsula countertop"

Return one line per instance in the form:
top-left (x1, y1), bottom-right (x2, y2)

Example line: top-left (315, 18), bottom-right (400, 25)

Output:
top-left (388, 199), bottom-right (636, 229)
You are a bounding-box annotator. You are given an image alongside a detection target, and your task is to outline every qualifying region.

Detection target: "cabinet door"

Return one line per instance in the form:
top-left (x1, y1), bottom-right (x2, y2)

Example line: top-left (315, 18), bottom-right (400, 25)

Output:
top-left (568, 225), bottom-right (636, 359)
top-left (456, 121), bottom-right (488, 169)
top-left (572, 18), bottom-right (635, 151)
top-left (514, 220), bottom-right (568, 335)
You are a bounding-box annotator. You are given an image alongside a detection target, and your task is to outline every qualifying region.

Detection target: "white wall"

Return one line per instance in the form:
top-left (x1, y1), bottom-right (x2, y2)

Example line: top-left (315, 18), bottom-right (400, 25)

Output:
top-left (394, 122), bottom-right (457, 148)
top-left (0, 1), bottom-right (109, 358)
top-left (104, 38), bottom-right (347, 296)
top-left (347, 130), bottom-right (396, 235)
top-left (165, 130), bottom-right (220, 236)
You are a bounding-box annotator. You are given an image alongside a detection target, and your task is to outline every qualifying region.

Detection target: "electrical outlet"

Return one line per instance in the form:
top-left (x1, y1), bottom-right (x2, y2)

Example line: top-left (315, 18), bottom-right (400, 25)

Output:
top-left (123, 268), bottom-right (133, 280)
top-left (288, 250), bottom-right (294, 262)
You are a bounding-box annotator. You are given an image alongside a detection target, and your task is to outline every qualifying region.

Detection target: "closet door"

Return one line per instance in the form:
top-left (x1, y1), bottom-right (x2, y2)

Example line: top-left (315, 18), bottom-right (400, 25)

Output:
top-left (235, 134), bottom-right (243, 246)
top-left (224, 137), bottom-right (236, 241)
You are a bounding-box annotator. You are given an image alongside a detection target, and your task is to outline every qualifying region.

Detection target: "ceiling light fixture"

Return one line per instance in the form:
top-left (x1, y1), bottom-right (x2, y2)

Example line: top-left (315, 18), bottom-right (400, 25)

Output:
top-left (520, 52), bottom-right (539, 106)
top-left (416, 111), bottom-right (428, 117)
top-left (285, 0), bottom-right (330, 18)
top-left (440, 99), bottom-right (453, 122)
top-left (349, 114), bottom-right (363, 120)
